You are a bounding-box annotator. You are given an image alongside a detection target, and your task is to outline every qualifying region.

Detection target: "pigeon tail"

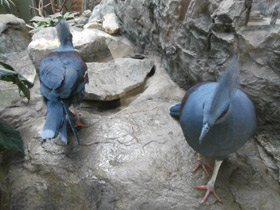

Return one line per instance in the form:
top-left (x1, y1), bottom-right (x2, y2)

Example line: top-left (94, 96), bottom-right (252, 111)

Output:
top-left (41, 100), bottom-right (64, 141)
top-left (169, 103), bottom-right (181, 118)
top-left (59, 115), bottom-right (68, 144)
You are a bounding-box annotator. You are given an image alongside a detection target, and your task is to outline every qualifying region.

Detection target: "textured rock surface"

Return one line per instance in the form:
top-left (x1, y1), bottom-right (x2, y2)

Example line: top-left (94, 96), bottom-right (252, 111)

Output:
top-left (0, 58), bottom-right (280, 209)
top-left (27, 27), bottom-right (59, 70)
top-left (4, 50), bottom-right (37, 83)
top-left (0, 14), bottom-right (31, 54)
top-left (85, 58), bottom-right (154, 101)
top-left (113, 0), bottom-right (280, 185)
top-left (28, 26), bottom-right (135, 70)
top-left (87, 0), bottom-right (103, 10)
top-left (72, 10), bottom-right (92, 28)
top-left (114, 0), bottom-right (280, 126)
top-left (0, 14), bottom-right (33, 110)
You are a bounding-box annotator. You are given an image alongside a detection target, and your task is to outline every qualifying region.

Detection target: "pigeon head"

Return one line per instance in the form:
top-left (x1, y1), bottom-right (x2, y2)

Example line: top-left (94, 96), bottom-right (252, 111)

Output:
top-left (199, 56), bottom-right (240, 144)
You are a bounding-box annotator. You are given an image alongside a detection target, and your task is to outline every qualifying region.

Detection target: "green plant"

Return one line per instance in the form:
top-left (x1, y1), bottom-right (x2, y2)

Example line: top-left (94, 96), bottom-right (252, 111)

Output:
top-left (0, 119), bottom-right (24, 152)
top-left (27, 12), bottom-right (79, 33)
top-left (0, 61), bottom-right (33, 100)
top-left (0, 0), bottom-right (15, 10)
top-left (0, 61), bottom-right (32, 153)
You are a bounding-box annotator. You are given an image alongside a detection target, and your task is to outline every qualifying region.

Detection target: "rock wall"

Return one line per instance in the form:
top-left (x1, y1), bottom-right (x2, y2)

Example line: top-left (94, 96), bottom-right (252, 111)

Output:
top-left (86, 0), bottom-right (102, 10)
top-left (114, 0), bottom-right (280, 126)
top-left (0, 14), bottom-right (31, 54)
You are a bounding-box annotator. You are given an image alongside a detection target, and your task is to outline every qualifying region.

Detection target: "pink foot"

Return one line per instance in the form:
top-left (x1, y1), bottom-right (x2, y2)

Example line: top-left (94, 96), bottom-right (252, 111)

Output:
top-left (192, 159), bottom-right (212, 177)
top-left (74, 120), bottom-right (88, 128)
top-left (195, 184), bottom-right (222, 203)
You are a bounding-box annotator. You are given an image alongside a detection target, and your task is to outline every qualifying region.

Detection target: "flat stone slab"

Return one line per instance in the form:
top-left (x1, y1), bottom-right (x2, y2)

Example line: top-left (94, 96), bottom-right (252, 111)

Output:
top-left (85, 58), bottom-right (154, 101)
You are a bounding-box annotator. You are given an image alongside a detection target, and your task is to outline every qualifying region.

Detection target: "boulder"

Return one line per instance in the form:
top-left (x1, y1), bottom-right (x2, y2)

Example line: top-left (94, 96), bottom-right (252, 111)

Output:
top-left (85, 58), bottom-right (154, 101)
top-left (73, 10), bottom-right (92, 28)
top-left (28, 27), bottom-right (135, 70)
top-left (0, 58), bottom-right (280, 209)
top-left (87, 0), bottom-right (103, 10)
top-left (0, 14), bottom-right (31, 54)
top-left (4, 50), bottom-right (37, 83)
top-left (84, 4), bottom-right (103, 29)
top-left (84, 0), bottom-right (120, 34)
top-left (89, 0), bottom-right (115, 20)
top-left (27, 27), bottom-right (59, 70)
top-left (102, 13), bottom-right (120, 34)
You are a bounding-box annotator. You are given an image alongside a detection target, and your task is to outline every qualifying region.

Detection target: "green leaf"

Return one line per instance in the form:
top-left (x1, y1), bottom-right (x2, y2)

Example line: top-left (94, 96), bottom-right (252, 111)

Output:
top-left (63, 12), bottom-right (79, 20)
top-left (0, 61), bottom-right (14, 71)
top-left (29, 25), bottom-right (46, 33)
top-left (0, 68), bottom-right (17, 82)
top-left (0, 0), bottom-right (15, 9)
top-left (30, 16), bottom-right (47, 22)
top-left (0, 64), bottom-right (33, 100)
top-left (50, 12), bottom-right (63, 19)
top-left (0, 120), bottom-right (24, 152)
top-left (29, 12), bottom-right (80, 33)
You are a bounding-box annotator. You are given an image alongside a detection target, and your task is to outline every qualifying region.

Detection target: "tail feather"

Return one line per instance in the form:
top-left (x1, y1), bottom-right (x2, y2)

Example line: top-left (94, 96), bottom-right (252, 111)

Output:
top-left (41, 101), bottom-right (64, 141)
top-left (169, 103), bottom-right (181, 118)
top-left (59, 117), bottom-right (68, 144)
top-left (61, 101), bottom-right (80, 145)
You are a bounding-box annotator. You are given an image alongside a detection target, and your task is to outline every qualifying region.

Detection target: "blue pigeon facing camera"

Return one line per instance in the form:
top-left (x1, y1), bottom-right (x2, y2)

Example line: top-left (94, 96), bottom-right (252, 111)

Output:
top-left (39, 20), bottom-right (88, 144)
top-left (169, 56), bottom-right (257, 203)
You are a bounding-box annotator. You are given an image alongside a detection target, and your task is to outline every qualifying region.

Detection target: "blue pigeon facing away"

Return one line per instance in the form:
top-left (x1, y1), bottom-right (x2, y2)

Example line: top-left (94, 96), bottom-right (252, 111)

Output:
top-left (39, 20), bottom-right (88, 144)
top-left (169, 56), bottom-right (257, 203)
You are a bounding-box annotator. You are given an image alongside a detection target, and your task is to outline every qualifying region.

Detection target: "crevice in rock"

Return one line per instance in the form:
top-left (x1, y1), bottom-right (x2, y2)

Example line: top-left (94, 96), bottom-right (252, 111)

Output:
top-left (255, 132), bottom-right (280, 182)
top-left (83, 62), bottom-right (156, 113)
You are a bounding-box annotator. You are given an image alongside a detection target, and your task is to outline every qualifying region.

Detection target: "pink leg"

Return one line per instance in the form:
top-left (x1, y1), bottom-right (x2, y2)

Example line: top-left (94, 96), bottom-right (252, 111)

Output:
top-left (195, 184), bottom-right (222, 203)
top-left (192, 155), bottom-right (212, 177)
top-left (195, 160), bottom-right (223, 203)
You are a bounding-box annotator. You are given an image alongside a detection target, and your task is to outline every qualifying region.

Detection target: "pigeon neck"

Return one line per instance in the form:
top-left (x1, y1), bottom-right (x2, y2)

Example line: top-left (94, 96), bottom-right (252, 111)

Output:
top-left (55, 43), bottom-right (74, 52)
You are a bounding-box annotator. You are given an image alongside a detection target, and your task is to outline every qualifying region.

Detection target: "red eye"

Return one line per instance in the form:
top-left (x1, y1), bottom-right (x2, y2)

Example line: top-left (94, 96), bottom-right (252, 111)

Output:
top-left (217, 105), bottom-right (229, 121)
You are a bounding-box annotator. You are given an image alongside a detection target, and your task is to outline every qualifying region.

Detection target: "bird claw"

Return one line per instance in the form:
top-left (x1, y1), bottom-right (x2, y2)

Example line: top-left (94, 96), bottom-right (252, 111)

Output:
top-left (74, 120), bottom-right (88, 128)
top-left (192, 159), bottom-right (212, 177)
top-left (195, 184), bottom-right (222, 203)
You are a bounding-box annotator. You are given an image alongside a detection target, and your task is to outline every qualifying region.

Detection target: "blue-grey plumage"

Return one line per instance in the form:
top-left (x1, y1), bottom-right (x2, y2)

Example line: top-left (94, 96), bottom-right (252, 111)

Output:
top-left (180, 82), bottom-right (256, 160)
top-left (169, 56), bottom-right (257, 203)
top-left (39, 20), bottom-right (88, 144)
top-left (169, 103), bottom-right (181, 119)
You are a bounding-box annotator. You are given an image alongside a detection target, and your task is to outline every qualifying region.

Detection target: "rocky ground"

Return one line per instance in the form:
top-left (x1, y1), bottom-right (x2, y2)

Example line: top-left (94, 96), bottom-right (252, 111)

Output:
top-left (1, 57), bottom-right (280, 209)
top-left (0, 0), bottom-right (280, 209)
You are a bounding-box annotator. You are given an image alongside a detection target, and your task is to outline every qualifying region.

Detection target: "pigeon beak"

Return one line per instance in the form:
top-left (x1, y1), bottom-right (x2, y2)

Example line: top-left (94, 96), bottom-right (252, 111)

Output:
top-left (199, 123), bottom-right (210, 144)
